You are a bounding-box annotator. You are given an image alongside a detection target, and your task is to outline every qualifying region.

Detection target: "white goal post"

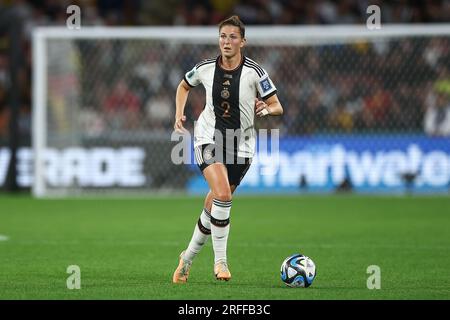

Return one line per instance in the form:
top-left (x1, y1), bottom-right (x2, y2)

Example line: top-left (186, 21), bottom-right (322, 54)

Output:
top-left (32, 24), bottom-right (450, 197)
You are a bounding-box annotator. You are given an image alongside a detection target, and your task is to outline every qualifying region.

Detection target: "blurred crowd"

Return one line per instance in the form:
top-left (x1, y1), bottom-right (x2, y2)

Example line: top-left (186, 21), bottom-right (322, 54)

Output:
top-left (0, 0), bottom-right (450, 142)
top-left (3, 0), bottom-right (448, 27)
top-left (74, 36), bottom-right (449, 137)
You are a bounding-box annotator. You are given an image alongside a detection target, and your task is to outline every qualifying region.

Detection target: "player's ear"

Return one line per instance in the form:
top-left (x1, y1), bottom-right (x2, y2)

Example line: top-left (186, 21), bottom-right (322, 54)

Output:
top-left (240, 37), bottom-right (246, 48)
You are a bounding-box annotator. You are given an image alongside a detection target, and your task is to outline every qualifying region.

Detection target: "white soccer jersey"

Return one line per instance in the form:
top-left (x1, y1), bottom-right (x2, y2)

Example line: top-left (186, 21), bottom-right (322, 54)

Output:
top-left (184, 56), bottom-right (277, 158)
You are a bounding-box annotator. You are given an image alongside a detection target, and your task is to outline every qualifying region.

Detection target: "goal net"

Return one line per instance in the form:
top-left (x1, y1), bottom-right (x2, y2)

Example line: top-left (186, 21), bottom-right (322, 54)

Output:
top-left (32, 25), bottom-right (450, 197)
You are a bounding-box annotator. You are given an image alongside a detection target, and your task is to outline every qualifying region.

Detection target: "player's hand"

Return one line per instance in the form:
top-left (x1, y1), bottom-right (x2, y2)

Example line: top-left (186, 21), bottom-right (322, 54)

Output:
top-left (255, 98), bottom-right (270, 117)
top-left (174, 115), bottom-right (187, 133)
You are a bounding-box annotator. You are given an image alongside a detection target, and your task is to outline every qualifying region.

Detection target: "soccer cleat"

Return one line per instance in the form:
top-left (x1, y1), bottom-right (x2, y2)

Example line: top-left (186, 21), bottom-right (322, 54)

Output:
top-left (172, 251), bottom-right (192, 284)
top-left (214, 260), bottom-right (231, 281)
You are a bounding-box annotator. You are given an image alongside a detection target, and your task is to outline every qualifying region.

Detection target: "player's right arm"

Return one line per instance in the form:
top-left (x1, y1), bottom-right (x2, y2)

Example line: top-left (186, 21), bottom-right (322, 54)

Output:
top-left (174, 63), bottom-right (203, 133)
top-left (174, 79), bottom-right (191, 133)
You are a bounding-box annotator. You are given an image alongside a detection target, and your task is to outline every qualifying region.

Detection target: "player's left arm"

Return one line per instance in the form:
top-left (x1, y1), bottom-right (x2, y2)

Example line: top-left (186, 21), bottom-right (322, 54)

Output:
top-left (255, 94), bottom-right (283, 117)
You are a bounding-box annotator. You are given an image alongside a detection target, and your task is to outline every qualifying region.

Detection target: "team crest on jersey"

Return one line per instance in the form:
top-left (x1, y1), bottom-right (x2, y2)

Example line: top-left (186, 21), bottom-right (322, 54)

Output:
top-left (221, 89), bottom-right (230, 99)
top-left (260, 78), bottom-right (272, 93)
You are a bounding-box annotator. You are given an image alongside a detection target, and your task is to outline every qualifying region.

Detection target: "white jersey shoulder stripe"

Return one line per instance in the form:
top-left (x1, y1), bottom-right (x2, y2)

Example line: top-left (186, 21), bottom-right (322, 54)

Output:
top-left (244, 58), bottom-right (265, 75)
top-left (244, 62), bottom-right (264, 77)
top-left (195, 58), bottom-right (216, 69)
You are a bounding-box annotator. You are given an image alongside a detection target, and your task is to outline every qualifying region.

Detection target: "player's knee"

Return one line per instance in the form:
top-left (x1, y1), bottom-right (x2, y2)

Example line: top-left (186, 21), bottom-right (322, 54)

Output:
top-left (214, 188), bottom-right (232, 202)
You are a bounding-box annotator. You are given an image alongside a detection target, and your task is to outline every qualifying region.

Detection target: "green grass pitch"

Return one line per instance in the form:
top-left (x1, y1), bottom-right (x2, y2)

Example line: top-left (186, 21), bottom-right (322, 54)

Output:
top-left (0, 194), bottom-right (449, 300)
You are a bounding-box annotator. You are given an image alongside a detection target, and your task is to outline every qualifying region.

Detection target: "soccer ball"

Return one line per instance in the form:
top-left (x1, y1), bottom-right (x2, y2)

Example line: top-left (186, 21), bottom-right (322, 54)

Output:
top-left (280, 254), bottom-right (316, 288)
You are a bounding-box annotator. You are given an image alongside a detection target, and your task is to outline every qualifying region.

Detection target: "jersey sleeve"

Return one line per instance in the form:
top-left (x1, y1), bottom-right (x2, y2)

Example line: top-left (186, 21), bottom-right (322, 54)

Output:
top-left (183, 64), bottom-right (202, 87)
top-left (256, 69), bottom-right (277, 100)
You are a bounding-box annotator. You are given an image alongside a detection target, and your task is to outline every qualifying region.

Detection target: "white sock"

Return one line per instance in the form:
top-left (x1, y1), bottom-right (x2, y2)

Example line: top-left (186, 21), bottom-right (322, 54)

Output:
top-left (184, 208), bottom-right (211, 262)
top-left (210, 199), bottom-right (232, 264)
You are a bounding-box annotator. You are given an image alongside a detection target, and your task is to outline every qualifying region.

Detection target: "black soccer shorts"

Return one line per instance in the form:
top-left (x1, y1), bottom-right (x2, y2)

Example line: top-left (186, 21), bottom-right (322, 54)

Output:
top-left (194, 144), bottom-right (252, 186)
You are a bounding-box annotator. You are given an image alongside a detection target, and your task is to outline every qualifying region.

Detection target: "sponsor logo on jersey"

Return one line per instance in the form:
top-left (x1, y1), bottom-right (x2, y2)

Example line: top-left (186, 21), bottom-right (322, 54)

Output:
top-left (222, 80), bottom-right (231, 86)
top-left (260, 78), bottom-right (272, 93)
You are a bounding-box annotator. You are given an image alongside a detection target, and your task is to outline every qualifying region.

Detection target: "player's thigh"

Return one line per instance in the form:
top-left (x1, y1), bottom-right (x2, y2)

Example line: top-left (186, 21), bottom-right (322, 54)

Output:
top-left (226, 158), bottom-right (252, 188)
top-left (202, 163), bottom-right (232, 201)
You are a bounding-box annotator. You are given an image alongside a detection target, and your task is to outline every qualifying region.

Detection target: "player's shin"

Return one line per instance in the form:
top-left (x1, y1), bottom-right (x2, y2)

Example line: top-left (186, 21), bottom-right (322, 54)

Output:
top-left (184, 208), bottom-right (212, 262)
top-left (210, 199), bottom-right (232, 263)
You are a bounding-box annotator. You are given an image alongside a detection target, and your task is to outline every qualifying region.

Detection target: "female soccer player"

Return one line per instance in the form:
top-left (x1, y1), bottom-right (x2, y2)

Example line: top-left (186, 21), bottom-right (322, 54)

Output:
top-left (173, 15), bottom-right (283, 283)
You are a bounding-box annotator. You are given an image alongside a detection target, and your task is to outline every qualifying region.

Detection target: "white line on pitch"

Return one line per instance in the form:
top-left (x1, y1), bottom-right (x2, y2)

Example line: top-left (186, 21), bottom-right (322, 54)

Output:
top-left (0, 234), bottom-right (9, 241)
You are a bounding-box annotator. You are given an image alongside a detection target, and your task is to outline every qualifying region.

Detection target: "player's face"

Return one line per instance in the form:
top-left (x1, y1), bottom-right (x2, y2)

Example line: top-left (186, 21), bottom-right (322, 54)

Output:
top-left (219, 25), bottom-right (245, 59)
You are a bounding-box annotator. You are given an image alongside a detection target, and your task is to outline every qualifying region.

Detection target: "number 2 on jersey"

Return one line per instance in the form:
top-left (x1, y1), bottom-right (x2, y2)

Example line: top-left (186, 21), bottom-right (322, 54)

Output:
top-left (221, 101), bottom-right (231, 118)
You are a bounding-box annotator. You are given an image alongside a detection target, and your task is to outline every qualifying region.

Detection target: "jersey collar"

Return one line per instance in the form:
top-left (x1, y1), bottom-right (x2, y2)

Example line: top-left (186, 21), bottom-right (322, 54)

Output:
top-left (217, 55), bottom-right (245, 73)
